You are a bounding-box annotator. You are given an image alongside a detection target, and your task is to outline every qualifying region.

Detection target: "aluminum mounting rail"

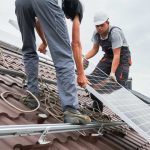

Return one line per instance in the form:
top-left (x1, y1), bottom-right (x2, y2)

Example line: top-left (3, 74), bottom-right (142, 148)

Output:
top-left (0, 121), bottom-right (126, 139)
top-left (0, 67), bottom-right (57, 85)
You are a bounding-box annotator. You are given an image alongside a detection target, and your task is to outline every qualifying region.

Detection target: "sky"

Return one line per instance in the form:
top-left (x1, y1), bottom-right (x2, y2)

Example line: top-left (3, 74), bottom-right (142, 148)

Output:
top-left (0, 0), bottom-right (150, 97)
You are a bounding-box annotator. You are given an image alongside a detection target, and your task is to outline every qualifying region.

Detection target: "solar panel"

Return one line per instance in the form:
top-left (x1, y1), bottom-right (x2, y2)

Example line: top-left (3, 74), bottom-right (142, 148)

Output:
top-left (86, 67), bottom-right (150, 143)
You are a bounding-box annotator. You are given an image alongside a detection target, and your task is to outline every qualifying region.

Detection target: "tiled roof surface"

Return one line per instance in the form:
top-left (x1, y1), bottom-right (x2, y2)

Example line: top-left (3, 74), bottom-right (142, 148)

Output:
top-left (0, 40), bottom-right (150, 150)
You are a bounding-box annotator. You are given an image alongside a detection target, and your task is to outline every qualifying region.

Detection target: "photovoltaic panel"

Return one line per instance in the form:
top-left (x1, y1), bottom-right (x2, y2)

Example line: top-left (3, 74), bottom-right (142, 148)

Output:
top-left (86, 67), bottom-right (150, 143)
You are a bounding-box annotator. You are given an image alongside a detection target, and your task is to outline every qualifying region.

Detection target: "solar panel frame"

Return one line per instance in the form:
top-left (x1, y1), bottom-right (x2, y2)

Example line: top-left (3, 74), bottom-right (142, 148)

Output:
top-left (86, 68), bottom-right (150, 143)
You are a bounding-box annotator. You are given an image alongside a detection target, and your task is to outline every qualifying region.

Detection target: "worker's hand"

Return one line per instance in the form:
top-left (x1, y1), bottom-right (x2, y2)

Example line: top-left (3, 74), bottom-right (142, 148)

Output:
top-left (109, 72), bottom-right (117, 82)
top-left (82, 56), bottom-right (89, 70)
top-left (77, 74), bottom-right (91, 88)
top-left (38, 42), bottom-right (47, 54)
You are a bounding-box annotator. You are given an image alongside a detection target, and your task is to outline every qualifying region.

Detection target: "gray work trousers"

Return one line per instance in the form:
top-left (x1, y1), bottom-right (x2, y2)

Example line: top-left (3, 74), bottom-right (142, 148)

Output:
top-left (15, 0), bottom-right (79, 110)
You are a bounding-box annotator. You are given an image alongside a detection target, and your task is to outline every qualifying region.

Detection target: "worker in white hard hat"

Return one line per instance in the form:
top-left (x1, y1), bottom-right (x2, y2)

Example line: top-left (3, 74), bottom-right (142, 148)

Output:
top-left (83, 11), bottom-right (132, 112)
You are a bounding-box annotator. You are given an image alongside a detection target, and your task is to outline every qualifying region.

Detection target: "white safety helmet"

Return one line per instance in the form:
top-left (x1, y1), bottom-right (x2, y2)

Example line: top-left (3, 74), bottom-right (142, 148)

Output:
top-left (93, 11), bottom-right (109, 25)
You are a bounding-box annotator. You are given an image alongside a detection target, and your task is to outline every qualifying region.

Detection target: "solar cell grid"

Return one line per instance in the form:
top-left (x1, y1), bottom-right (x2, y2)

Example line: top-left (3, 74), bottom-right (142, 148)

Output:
top-left (86, 67), bottom-right (150, 142)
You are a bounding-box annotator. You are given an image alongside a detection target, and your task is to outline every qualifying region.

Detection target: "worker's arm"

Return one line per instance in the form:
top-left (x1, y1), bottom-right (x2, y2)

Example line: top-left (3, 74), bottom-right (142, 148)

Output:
top-left (109, 48), bottom-right (121, 81)
top-left (35, 17), bottom-right (47, 54)
top-left (71, 16), bottom-right (89, 88)
top-left (111, 48), bottom-right (121, 73)
top-left (82, 43), bottom-right (99, 70)
top-left (84, 43), bottom-right (99, 59)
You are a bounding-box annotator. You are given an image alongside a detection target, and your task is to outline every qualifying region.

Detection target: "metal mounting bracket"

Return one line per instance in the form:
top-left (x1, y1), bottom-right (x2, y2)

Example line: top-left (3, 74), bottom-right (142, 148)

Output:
top-left (38, 127), bottom-right (51, 145)
top-left (91, 124), bottom-right (104, 136)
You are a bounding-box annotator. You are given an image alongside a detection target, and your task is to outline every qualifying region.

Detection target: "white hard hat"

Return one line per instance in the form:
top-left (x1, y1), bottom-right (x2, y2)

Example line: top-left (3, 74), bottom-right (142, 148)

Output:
top-left (93, 11), bottom-right (109, 25)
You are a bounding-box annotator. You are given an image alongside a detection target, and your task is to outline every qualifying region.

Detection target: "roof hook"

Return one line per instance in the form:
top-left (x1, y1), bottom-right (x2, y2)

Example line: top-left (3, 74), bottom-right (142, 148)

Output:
top-left (38, 127), bottom-right (51, 145)
top-left (91, 124), bottom-right (104, 136)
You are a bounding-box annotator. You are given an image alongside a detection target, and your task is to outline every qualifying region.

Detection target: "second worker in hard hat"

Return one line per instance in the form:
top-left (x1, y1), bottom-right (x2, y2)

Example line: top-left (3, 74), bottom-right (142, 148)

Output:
top-left (83, 11), bottom-right (132, 112)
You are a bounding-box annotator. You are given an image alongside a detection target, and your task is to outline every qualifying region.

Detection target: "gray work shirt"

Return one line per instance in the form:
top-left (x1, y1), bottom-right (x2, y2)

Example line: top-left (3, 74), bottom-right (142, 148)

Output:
top-left (92, 26), bottom-right (129, 49)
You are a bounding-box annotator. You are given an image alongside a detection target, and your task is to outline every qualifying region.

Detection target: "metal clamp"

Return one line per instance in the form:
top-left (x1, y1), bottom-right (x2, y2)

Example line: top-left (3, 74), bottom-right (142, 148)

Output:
top-left (38, 127), bottom-right (51, 144)
top-left (91, 124), bottom-right (104, 136)
top-left (78, 130), bottom-right (86, 136)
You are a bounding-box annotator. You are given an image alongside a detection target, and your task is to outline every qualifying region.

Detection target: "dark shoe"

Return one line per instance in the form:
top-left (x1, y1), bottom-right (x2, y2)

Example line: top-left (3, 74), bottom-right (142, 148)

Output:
top-left (93, 100), bottom-right (104, 112)
top-left (90, 93), bottom-right (104, 112)
top-left (37, 90), bottom-right (46, 102)
top-left (21, 95), bottom-right (38, 109)
top-left (64, 107), bottom-right (91, 125)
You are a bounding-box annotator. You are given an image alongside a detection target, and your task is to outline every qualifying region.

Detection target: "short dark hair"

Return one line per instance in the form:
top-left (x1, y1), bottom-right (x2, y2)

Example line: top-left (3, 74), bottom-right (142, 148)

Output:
top-left (62, 0), bottom-right (83, 23)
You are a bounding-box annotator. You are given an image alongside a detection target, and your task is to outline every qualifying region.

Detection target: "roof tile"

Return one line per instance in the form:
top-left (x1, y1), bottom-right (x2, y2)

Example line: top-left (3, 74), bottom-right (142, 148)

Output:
top-left (0, 41), bottom-right (150, 150)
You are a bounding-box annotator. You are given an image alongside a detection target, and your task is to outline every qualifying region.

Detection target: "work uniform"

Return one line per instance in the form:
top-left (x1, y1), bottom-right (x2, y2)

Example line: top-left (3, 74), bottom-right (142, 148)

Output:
top-left (15, 0), bottom-right (79, 110)
top-left (91, 26), bottom-right (131, 87)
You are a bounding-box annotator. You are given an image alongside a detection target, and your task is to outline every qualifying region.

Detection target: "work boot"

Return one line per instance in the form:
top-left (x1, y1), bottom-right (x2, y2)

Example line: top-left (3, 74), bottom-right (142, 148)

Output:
top-left (21, 94), bottom-right (38, 109)
top-left (64, 107), bottom-right (91, 125)
top-left (90, 93), bottom-right (104, 112)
